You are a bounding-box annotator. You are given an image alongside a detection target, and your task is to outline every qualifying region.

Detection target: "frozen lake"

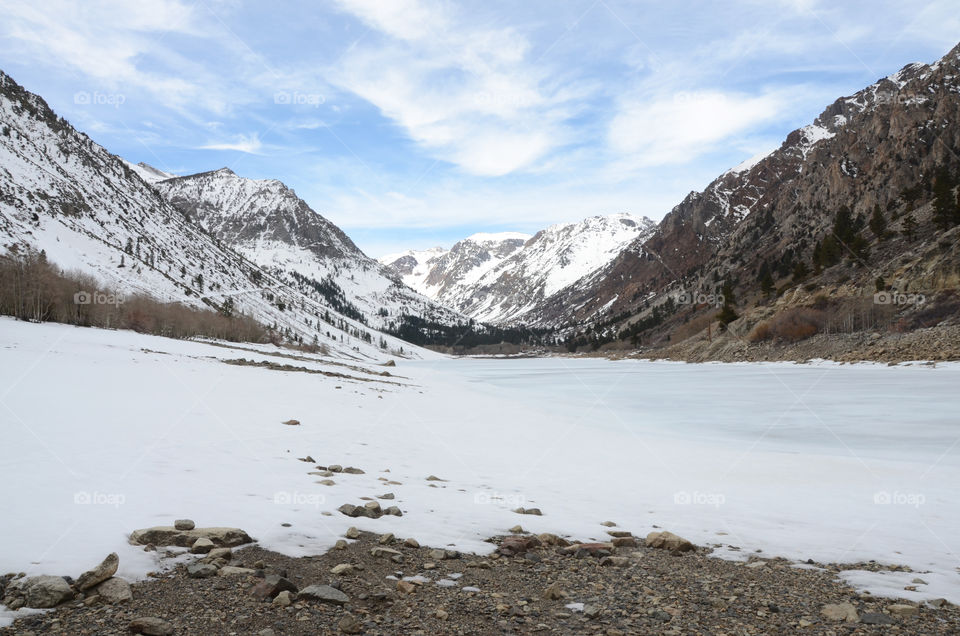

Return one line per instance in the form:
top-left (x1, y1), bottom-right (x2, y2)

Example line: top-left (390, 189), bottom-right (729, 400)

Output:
top-left (1, 320), bottom-right (959, 627)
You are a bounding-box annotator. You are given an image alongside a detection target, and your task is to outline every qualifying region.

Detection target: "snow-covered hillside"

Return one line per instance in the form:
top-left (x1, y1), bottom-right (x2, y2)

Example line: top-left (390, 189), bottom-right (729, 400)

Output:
top-left (381, 214), bottom-right (655, 325)
top-left (0, 69), bottom-right (421, 361)
top-left (154, 168), bottom-right (466, 332)
top-left (121, 160), bottom-right (175, 184)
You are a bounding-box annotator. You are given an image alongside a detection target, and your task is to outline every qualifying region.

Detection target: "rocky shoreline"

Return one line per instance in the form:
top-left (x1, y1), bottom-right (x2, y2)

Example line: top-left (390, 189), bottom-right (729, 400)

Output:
top-left (3, 521), bottom-right (957, 635)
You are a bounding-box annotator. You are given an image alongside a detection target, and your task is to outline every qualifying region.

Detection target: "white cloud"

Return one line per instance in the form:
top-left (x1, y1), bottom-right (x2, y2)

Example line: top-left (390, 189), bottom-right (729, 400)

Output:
top-left (199, 133), bottom-right (263, 154)
top-left (608, 90), bottom-right (785, 165)
top-left (328, 0), bottom-right (582, 176)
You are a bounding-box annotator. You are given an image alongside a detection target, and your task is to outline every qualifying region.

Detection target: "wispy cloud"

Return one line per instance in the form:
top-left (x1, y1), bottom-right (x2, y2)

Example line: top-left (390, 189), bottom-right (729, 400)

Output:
top-left (199, 133), bottom-right (264, 154)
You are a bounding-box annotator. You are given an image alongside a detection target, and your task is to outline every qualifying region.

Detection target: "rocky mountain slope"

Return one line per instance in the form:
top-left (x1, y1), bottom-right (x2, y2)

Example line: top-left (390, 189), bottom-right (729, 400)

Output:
top-left (381, 214), bottom-right (654, 325)
top-left (0, 69), bottom-right (426, 360)
top-left (153, 168), bottom-right (464, 333)
top-left (553, 42), bottom-right (960, 352)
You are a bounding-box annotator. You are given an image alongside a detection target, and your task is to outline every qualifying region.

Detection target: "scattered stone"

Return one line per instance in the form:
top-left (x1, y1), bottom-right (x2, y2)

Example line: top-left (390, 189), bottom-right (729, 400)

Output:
top-left (95, 577), bottom-right (132, 603)
top-left (4, 575), bottom-right (74, 608)
top-left (75, 552), bottom-right (119, 591)
top-left (328, 464), bottom-right (343, 473)
top-left (426, 475), bottom-right (446, 481)
top-left (888, 603), bottom-right (919, 617)
top-left (397, 580), bottom-right (416, 594)
top-left (384, 506), bottom-right (403, 517)
top-left (600, 556), bottom-right (629, 567)
top-left (497, 535), bottom-right (541, 557)
top-left (217, 566), bottom-right (256, 576)
top-left (861, 612), bottom-right (895, 625)
top-left (611, 536), bottom-right (637, 548)
top-left (606, 530), bottom-right (632, 538)
top-left (343, 467), bottom-right (365, 474)
top-left (190, 537), bottom-right (215, 555)
top-left (645, 531), bottom-right (694, 553)
top-left (317, 479), bottom-right (336, 486)
top-left (186, 564), bottom-right (218, 579)
top-left (821, 602), bottom-right (859, 622)
top-left (435, 608), bottom-right (449, 620)
top-left (272, 590), bottom-right (294, 607)
top-left (281, 419), bottom-right (300, 426)
top-left (509, 525), bottom-right (525, 534)
top-left (299, 584), bottom-right (350, 605)
top-left (129, 526), bottom-right (254, 548)
top-left (128, 616), bottom-right (174, 635)
top-left (338, 613), bottom-right (362, 633)
top-left (202, 547), bottom-right (232, 562)
top-left (345, 527), bottom-right (360, 539)
top-left (174, 519), bottom-right (195, 531)
top-left (250, 575), bottom-right (297, 600)
top-left (600, 521), bottom-right (617, 527)
top-left (378, 533), bottom-right (394, 545)
top-left (542, 583), bottom-right (566, 600)
top-left (404, 538), bottom-right (420, 548)
top-left (513, 507), bottom-right (543, 516)
top-left (371, 547), bottom-right (403, 559)
top-left (331, 564), bottom-right (354, 575)
top-left (378, 492), bottom-right (395, 500)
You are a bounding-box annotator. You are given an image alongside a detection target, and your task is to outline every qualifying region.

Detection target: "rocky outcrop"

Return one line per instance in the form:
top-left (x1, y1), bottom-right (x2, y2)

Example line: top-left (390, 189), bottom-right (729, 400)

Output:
top-left (128, 526), bottom-right (254, 548)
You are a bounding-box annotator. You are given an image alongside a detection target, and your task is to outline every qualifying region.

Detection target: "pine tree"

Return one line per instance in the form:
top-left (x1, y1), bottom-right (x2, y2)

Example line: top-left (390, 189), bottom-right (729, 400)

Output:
top-left (868, 204), bottom-right (887, 240)
top-left (932, 168), bottom-right (957, 229)
top-left (901, 214), bottom-right (918, 239)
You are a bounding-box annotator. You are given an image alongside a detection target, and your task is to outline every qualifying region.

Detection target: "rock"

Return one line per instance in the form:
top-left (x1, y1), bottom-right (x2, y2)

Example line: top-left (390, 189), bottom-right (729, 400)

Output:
top-left (75, 552), bottom-right (119, 591)
top-left (328, 464), bottom-right (343, 472)
top-left (912, 577), bottom-right (928, 584)
top-left (606, 530), bottom-right (632, 538)
top-left (821, 602), bottom-right (859, 622)
top-left (888, 603), bottom-right (919, 617)
top-left (384, 506), bottom-right (403, 517)
top-left (600, 556), bottom-right (629, 567)
top-left (611, 537), bottom-right (637, 548)
top-left (174, 519), bottom-right (195, 531)
top-left (583, 604), bottom-right (601, 619)
top-left (250, 575), bottom-right (298, 600)
top-left (345, 527), bottom-right (360, 539)
top-left (282, 419), bottom-right (300, 426)
top-left (129, 526), bottom-right (254, 548)
top-left (364, 501), bottom-right (382, 514)
top-left (542, 583), bottom-right (566, 600)
top-left (645, 531), bottom-right (694, 553)
top-left (600, 521), bottom-right (617, 527)
top-left (343, 467), bottom-right (365, 474)
top-left (378, 493), bottom-right (395, 500)
top-left (513, 507), bottom-right (542, 516)
top-left (371, 547), bottom-right (403, 559)
top-left (317, 479), bottom-right (336, 486)
top-left (861, 612), bottom-right (895, 625)
top-left (426, 475), bottom-right (446, 481)
top-left (331, 564), bottom-right (354, 575)
top-left (218, 566), bottom-right (256, 576)
top-left (129, 616), bottom-right (175, 635)
top-left (190, 537), bottom-right (215, 554)
top-left (339, 613), bottom-right (362, 633)
top-left (435, 608), bottom-right (449, 620)
top-left (509, 525), bottom-right (525, 534)
top-left (95, 577), bottom-right (132, 603)
top-left (258, 629), bottom-right (277, 636)
top-left (562, 542), bottom-right (614, 557)
top-left (272, 590), bottom-right (294, 607)
top-left (202, 547), bottom-right (232, 563)
top-left (299, 584), bottom-right (350, 605)
top-left (5, 575), bottom-right (74, 608)
top-left (378, 533), bottom-right (394, 544)
top-left (497, 535), bottom-right (541, 556)
top-left (404, 537), bottom-right (420, 548)
top-left (334, 540), bottom-right (349, 550)
top-left (396, 580), bottom-right (416, 594)
top-left (186, 563), bottom-right (218, 579)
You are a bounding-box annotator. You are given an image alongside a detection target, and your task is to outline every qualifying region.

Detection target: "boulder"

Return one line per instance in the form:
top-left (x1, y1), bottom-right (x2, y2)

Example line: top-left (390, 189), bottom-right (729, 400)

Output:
top-left (186, 563), bottom-right (218, 579)
top-left (129, 617), bottom-right (174, 635)
top-left (96, 577), bottom-right (132, 603)
top-left (497, 535), bottom-right (542, 556)
top-left (201, 547), bottom-right (232, 563)
top-left (174, 519), bottom-right (195, 531)
top-left (218, 566), bottom-right (256, 577)
top-left (384, 506), bottom-right (403, 517)
top-left (299, 584), bottom-right (350, 605)
top-left (75, 552), bottom-right (119, 591)
top-left (272, 590), bottom-right (294, 607)
top-left (338, 613), bottom-right (362, 634)
top-left (250, 574), bottom-right (297, 600)
top-left (129, 526), bottom-right (254, 548)
top-left (612, 537), bottom-right (638, 548)
top-left (403, 538), bottom-right (420, 548)
top-left (190, 537), bottom-right (215, 554)
top-left (3, 575), bottom-right (74, 608)
top-left (821, 602), bottom-right (859, 622)
top-left (345, 527), bottom-right (360, 539)
top-left (888, 603), bottom-right (919, 617)
top-left (645, 531), bottom-right (694, 553)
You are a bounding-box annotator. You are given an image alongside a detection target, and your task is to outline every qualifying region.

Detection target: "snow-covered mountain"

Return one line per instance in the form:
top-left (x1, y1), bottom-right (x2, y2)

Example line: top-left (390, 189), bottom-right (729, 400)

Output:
top-left (0, 69), bottom-right (427, 361)
top-left (121, 160), bottom-right (175, 184)
top-left (381, 214), bottom-right (655, 325)
top-left (152, 167), bottom-right (465, 332)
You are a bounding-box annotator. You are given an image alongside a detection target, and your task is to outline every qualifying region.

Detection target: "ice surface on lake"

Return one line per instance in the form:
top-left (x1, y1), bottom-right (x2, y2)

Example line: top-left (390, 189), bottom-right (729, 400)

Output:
top-left (1, 319), bottom-right (958, 627)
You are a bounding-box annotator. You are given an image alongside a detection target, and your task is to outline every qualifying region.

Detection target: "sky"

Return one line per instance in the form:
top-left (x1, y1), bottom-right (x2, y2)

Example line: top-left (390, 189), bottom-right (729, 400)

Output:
top-left (0, 0), bottom-right (958, 257)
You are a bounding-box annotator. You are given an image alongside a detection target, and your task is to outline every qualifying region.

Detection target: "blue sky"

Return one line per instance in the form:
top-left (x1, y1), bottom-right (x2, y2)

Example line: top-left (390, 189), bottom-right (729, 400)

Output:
top-left (1, 0), bottom-right (958, 257)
